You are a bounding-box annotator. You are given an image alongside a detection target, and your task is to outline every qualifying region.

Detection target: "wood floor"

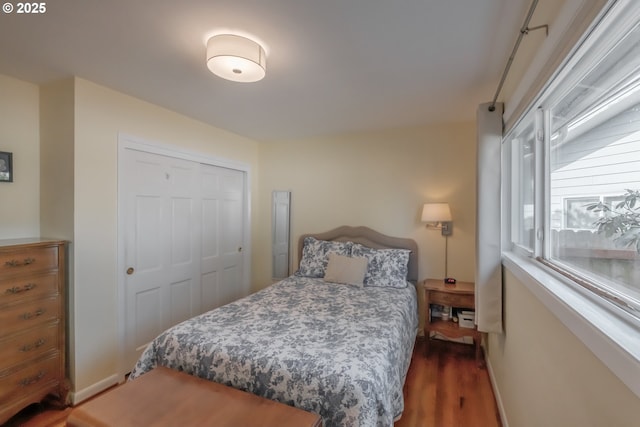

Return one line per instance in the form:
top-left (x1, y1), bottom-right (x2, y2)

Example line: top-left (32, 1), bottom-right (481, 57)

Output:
top-left (3, 338), bottom-right (501, 427)
top-left (396, 338), bottom-right (502, 427)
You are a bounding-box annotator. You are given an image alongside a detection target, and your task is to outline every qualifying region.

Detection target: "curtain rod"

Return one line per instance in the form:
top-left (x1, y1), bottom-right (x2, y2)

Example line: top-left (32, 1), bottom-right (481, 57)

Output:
top-left (488, 0), bottom-right (543, 112)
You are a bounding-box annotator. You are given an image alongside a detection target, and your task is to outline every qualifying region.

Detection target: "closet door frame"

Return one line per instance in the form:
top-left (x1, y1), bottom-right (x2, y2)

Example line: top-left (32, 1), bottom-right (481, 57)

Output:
top-left (116, 133), bottom-right (251, 380)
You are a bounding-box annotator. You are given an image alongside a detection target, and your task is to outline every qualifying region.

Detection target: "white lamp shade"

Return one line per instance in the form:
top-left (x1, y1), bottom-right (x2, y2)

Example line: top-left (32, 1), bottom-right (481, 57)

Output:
top-left (421, 203), bottom-right (452, 222)
top-left (207, 34), bottom-right (266, 83)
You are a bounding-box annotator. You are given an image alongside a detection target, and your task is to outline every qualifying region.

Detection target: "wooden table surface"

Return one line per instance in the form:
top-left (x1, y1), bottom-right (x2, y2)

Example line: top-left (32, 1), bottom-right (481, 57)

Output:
top-left (66, 366), bottom-right (322, 427)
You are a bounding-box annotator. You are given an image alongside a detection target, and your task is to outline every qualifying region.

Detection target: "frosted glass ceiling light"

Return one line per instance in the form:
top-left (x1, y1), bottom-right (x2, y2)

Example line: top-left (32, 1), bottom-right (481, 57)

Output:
top-left (206, 34), bottom-right (266, 83)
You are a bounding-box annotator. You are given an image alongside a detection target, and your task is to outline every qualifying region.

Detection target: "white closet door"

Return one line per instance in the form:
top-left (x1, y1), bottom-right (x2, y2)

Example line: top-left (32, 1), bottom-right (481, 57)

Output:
top-left (200, 164), bottom-right (245, 312)
top-left (121, 148), bottom-right (201, 370)
top-left (119, 142), bottom-right (248, 373)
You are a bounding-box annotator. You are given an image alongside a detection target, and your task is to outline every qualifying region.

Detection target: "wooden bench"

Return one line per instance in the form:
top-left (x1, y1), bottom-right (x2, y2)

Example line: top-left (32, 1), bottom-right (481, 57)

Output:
top-left (66, 366), bottom-right (322, 427)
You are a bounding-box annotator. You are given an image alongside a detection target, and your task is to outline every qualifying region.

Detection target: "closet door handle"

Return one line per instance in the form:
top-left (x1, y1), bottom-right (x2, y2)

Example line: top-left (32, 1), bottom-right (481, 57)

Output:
top-left (126, 267), bottom-right (135, 275)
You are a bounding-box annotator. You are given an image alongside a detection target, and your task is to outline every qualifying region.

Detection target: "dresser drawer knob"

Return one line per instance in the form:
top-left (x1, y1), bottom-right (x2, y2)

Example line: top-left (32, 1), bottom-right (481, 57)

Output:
top-left (21, 309), bottom-right (45, 320)
top-left (20, 338), bottom-right (47, 352)
top-left (19, 371), bottom-right (45, 387)
top-left (5, 257), bottom-right (36, 267)
top-left (5, 283), bottom-right (37, 294)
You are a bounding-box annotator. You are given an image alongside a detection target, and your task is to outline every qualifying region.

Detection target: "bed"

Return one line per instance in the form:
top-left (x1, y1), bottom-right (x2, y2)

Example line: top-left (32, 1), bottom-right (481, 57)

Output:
top-left (129, 226), bottom-right (419, 426)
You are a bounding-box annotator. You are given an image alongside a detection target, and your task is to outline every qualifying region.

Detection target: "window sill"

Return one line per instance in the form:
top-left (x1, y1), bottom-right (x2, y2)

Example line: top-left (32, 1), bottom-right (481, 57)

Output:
top-left (502, 251), bottom-right (640, 398)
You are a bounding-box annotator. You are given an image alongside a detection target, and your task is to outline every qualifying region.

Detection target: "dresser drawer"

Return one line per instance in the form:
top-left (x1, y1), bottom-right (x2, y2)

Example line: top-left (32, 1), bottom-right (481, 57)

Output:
top-left (430, 290), bottom-right (475, 308)
top-left (0, 322), bottom-right (60, 369)
top-left (0, 271), bottom-right (59, 304)
top-left (0, 297), bottom-right (60, 338)
top-left (0, 245), bottom-right (59, 277)
top-left (0, 352), bottom-right (62, 403)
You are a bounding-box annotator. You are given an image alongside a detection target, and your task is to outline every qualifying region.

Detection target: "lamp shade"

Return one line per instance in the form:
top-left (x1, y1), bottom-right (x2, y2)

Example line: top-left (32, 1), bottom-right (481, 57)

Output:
top-left (206, 34), bottom-right (266, 83)
top-left (421, 203), bottom-right (452, 222)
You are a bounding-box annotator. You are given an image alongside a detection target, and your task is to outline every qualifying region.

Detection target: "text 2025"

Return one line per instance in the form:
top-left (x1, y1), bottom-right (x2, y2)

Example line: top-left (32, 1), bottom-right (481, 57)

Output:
top-left (17, 2), bottom-right (46, 13)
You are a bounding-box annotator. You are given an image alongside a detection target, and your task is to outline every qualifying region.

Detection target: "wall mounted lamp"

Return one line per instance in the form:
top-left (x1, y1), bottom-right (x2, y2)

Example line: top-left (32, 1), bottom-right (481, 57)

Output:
top-left (206, 34), bottom-right (266, 83)
top-left (422, 203), bottom-right (453, 278)
top-left (421, 203), bottom-right (452, 236)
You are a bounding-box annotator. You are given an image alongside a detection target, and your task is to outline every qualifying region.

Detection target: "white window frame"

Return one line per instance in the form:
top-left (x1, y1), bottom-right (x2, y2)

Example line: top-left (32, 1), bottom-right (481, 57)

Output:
top-left (507, 121), bottom-right (536, 258)
top-left (502, 0), bottom-right (640, 399)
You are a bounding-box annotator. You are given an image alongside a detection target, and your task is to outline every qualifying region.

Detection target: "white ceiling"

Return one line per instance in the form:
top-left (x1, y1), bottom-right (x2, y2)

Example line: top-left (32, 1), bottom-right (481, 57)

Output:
top-left (0, 0), bottom-right (530, 142)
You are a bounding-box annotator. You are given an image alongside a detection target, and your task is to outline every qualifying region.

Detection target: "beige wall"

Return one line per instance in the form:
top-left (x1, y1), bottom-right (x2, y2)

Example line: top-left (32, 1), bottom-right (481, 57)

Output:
top-left (256, 123), bottom-right (477, 329)
top-left (0, 75), bottom-right (40, 238)
top-left (40, 79), bottom-right (75, 241)
top-left (488, 270), bottom-right (640, 427)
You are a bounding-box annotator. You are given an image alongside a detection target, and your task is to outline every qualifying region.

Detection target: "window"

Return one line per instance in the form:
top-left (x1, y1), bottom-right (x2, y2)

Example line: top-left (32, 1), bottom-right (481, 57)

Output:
top-left (507, 122), bottom-right (536, 253)
top-left (505, 1), bottom-right (640, 316)
top-left (563, 197), bottom-right (600, 229)
top-left (562, 195), bottom-right (625, 229)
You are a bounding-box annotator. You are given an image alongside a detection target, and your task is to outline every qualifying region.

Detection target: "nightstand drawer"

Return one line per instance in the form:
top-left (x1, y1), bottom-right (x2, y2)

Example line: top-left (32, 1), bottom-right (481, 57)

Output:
top-left (430, 290), bottom-right (474, 308)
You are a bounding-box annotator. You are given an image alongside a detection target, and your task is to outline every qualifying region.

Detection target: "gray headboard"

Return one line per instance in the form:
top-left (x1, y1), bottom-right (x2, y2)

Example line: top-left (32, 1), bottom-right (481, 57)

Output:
top-left (298, 225), bottom-right (419, 284)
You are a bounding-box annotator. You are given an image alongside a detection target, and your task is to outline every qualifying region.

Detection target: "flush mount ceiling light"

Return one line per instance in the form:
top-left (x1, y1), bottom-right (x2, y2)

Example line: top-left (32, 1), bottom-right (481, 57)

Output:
top-left (206, 34), bottom-right (266, 83)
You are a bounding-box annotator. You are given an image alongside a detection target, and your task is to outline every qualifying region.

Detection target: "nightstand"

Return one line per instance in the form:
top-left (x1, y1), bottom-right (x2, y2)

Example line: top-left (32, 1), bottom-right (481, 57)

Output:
top-left (422, 279), bottom-right (484, 367)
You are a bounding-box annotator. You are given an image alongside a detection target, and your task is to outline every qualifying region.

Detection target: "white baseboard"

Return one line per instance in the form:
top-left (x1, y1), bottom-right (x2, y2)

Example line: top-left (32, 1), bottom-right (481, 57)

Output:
top-left (70, 374), bottom-right (122, 405)
top-left (486, 356), bottom-right (509, 427)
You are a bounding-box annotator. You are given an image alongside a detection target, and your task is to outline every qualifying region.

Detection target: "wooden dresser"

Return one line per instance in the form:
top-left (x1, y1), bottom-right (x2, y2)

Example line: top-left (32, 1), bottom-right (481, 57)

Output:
top-left (0, 238), bottom-right (68, 424)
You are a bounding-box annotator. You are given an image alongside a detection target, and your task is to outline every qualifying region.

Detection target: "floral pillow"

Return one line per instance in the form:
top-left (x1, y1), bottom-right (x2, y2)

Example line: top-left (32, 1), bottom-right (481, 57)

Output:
top-left (351, 243), bottom-right (411, 288)
top-left (295, 237), bottom-right (353, 278)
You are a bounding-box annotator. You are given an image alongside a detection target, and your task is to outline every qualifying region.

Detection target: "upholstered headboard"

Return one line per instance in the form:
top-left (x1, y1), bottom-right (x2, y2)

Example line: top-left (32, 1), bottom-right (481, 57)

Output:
top-left (298, 225), bottom-right (419, 284)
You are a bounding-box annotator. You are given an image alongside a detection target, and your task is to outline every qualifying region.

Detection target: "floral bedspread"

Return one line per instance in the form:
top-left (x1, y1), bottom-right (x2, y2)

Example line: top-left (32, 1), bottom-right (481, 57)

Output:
top-left (129, 276), bottom-right (418, 426)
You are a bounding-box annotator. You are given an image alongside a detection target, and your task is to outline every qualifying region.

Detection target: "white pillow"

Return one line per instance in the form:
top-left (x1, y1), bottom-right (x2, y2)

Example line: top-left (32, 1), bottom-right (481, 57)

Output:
top-left (323, 253), bottom-right (368, 287)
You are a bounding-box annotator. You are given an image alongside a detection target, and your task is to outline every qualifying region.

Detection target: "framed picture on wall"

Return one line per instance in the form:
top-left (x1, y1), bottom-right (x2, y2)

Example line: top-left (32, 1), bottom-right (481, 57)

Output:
top-left (0, 151), bottom-right (13, 182)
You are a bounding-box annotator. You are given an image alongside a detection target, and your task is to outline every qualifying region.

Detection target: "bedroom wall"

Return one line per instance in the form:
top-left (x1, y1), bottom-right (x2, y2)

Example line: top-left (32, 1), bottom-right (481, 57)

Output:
top-left (487, 270), bottom-right (640, 426)
top-left (255, 123), bottom-right (477, 329)
top-left (0, 74), bottom-right (40, 238)
top-left (40, 79), bottom-right (75, 240)
top-left (39, 77), bottom-right (260, 400)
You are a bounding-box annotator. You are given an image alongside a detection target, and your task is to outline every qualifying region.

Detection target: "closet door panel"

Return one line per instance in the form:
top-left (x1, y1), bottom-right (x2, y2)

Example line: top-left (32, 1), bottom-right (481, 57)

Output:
top-left (119, 141), bottom-right (247, 373)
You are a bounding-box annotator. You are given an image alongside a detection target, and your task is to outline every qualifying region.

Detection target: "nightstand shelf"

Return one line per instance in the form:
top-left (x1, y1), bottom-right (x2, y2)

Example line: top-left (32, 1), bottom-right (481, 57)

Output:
top-left (422, 278), bottom-right (484, 367)
top-left (428, 319), bottom-right (471, 335)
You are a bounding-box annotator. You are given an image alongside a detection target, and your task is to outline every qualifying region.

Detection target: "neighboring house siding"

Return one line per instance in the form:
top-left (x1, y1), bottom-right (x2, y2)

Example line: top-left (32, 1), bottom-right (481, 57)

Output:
top-left (550, 107), bottom-right (640, 230)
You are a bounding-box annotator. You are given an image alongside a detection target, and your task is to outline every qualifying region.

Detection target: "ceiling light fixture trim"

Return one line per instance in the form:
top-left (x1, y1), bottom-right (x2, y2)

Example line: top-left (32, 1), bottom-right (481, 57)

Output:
top-left (206, 34), bottom-right (266, 83)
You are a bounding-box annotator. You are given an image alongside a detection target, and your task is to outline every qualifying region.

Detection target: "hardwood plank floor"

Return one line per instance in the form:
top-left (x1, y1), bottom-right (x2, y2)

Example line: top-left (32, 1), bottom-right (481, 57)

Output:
top-left (2, 400), bottom-right (70, 427)
top-left (3, 338), bottom-right (501, 427)
top-left (397, 338), bottom-right (502, 427)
